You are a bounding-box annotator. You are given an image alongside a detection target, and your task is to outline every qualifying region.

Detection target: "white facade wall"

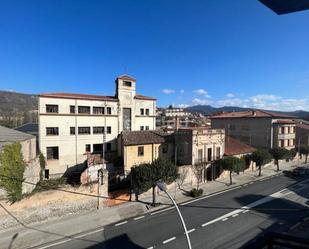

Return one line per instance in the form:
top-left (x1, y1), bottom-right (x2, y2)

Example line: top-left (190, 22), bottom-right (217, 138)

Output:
top-left (39, 76), bottom-right (156, 176)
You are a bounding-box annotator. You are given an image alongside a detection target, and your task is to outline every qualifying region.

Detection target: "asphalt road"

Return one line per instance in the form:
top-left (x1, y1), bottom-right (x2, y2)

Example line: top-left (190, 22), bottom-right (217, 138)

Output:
top-left (32, 174), bottom-right (309, 249)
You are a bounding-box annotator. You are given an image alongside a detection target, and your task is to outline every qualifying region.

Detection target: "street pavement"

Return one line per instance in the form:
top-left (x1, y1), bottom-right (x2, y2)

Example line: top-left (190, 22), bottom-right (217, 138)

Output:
top-left (29, 173), bottom-right (309, 249)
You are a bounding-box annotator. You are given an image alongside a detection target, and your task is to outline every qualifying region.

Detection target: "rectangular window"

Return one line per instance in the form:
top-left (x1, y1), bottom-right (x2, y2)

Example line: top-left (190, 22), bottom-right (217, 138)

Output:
top-left (207, 148), bottom-right (212, 162)
top-left (279, 139), bottom-right (284, 147)
top-left (107, 126), bottom-right (111, 134)
top-left (93, 107), bottom-right (104, 115)
top-left (138, 146), bottom-right (144, 157)
top-left (123, 81), bottom-right (132, 87)
top-left (78, 127), bottom-right (91, 135)
top-left (106, 143), bottom-right (112, 152)
top-left (140, 108), bottom-right (144, 115)
top-left (106, 107), bottom-right (112, 115)
top-left (70, 127), bottom-right (75, 135)
top-left (93, 144), bottom-right (103, 153)
top-left (85, 144), bottom-right (91, 152)
top-left (46, 104), bottom-right (58, 113)
top-left (93, 126), bottom-right (104, 134)
top-left (216, 147), bottom-right (221, 160)
top-left (140, 126), bottom-right (144, 131)
top-left (70, 105), bottom-right (75, 114)
top-left (280, 127), bottom-right (285, 134)
top-left (145, 126), bottom-right (149, 130)
top-left (46, 127), bottom-right (59, 136)
top-left (78, 106), bottom-right (90, 114)
top-left (145, 109), bottom-right (150, 116)
top-left (46, 146), bottom-right (59, 160)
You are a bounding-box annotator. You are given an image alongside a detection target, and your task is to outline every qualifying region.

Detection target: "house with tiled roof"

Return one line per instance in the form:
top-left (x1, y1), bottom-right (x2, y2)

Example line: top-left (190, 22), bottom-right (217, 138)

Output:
top-left (39, 75), bottom-right (156, 177)
top-left (224, 136), bottom-right (256, 157)
top-left (118, 130), bottom-right (174, 172)
top-left (211, 110), bottom-right (296, 150)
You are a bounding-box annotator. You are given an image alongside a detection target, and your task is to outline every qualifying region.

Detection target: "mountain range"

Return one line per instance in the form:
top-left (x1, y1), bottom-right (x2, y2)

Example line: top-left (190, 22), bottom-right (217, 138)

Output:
top-left (186, 105), bottom-right (309, 120)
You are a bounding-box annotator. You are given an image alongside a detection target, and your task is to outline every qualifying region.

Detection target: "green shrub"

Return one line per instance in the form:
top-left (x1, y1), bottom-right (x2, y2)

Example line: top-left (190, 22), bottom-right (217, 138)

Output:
top-left (0, 143), bottom-right (26, 203)
top-left (190, 188), bottom-right (203, 197)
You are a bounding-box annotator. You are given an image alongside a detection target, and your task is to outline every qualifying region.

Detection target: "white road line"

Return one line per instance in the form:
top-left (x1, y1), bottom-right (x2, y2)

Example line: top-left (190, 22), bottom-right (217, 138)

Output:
top-left (249, 182), bottom-right (254, 184)
top-left (242, 210), bottom-right (250, 213)
top-left (200, 189), bottom-right (289, 229)
top-left (147, 247), bottom-right (154, 249)
top-left (37, 228), bottom-right (105, 249)
top-left (150, 207), bottom-right (173, 215)
top-left (134, 216), bottom-right (145, 220)
top-left (222, 218), bottom-right (228, 221)
top-left (115, 221), bottom-right (128, 226)
top-left (187, 228), bottom-right (196, 233)
top-left (163, 237), bottom-right (176, 244)
top-left (244, 184), bottom-right (248, 186)
top-left (232, 214), bottom-right (239, 218)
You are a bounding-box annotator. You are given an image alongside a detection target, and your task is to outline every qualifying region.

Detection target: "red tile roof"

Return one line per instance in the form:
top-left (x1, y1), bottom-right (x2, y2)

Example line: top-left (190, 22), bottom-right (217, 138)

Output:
top-left (274, 119), bottom-right (296, 124)
top-left (224, 136), bottom-right (256, 156)
top-left (211, 110), bottom-right (295, 119)
top-left (121, 130), bottom-right (173, 146)
top-left (134, 94), bottom-right (156, 101)
top-left (40, 93), bottom-right (118, 102)
top-left (116, 74), bottom-right (136, 82)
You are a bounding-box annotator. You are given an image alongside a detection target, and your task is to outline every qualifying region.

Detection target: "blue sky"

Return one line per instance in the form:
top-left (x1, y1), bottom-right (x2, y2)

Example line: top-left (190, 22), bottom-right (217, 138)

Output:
top-left (0, 0), bottom-right (308, 111)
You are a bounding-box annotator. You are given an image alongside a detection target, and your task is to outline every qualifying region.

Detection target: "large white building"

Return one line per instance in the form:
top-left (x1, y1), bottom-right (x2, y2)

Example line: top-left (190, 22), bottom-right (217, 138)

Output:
top-left (39, 75), bottom-right (156, 177)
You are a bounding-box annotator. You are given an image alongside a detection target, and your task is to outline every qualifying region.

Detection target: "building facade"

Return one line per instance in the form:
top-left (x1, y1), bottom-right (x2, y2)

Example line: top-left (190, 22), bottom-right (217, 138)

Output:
top-left (211, 110), bottom-right (296, 150)
top-left (39, 75), bottom-right (156, 177)
top-left (296, 123), bottom-right (309, 147)
top-left (175, 127), bottom-right (225, 165)
top-left (118, 130), bottom-right (174, 172)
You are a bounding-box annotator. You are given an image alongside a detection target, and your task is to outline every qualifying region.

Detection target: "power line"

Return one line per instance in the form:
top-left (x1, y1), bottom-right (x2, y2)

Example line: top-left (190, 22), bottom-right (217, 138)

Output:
top-left (1, 174), bottom-right (309, 212)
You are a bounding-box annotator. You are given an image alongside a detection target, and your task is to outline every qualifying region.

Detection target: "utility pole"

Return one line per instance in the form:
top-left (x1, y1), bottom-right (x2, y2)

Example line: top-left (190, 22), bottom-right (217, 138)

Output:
top-left (97, 170), bottom-right (100, 209)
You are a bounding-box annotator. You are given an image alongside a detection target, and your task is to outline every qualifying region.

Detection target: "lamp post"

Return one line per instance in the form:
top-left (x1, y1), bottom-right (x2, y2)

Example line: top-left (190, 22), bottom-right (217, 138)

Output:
top-left (156, 182), bottom-right (192, 249)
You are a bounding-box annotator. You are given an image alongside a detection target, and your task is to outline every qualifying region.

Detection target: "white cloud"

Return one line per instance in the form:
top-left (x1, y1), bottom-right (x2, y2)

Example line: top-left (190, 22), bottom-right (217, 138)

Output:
top-left (193, 89), bottom-right (211, 98)
top-left (226, 93), bottom-right (235, 98)
top-left (162, 89), bottom-right (175, 94)
top-left (192, 98), bottom-right (212, 105)
top-left (180, 89), bottom-right (185, 94)
top-left (216, 98), bottom-right (243, 107)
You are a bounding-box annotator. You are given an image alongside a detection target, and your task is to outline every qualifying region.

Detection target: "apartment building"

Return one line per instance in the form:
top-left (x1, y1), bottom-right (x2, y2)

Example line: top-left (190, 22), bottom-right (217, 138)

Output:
top-left (211, 110), bottom-right (296, 149)
top-left (296, 122), bottom-right (309, 147)
top-left (39, 75), bottom-right (156, 177)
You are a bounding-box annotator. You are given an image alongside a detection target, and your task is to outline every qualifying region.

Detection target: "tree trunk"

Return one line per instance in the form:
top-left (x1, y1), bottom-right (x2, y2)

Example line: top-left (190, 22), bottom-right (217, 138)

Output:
top-left (306, 155), bottom-right (308, 164)
top-left (152, 185), bottom-right (156, 206)
top-left (229, 171), bottom-right (232, 185)
top-left (277, 160), bottom-right (280, 171)
top-left (259, 165), bottom-right (262, 176)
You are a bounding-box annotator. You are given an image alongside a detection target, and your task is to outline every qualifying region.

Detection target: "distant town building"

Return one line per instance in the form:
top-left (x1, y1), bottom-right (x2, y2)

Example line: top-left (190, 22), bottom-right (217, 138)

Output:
top-left (39, 75), bottom-right (156, 177)
top-left (163, 107), bottom-right (190, 118)
top-left (211, 110), bottom-right (296, 149)
top-left (0, 125), bottom-right (36, 162)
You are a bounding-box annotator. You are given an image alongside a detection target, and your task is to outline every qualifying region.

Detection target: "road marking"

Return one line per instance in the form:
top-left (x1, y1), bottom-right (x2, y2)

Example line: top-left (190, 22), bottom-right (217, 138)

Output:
top-left (163, 237), bottom-right (176, 244)
top-left (150, 208), bottom-right (173, 215)
top-left (249, 182), bottom-right (254, 184)
top-left (37, 228), bottom-right (105, 249)
top-left (243, 184), bottom-right (248, 186)
top-left (222, 218), bottom-right (228, 221)
top-left (200, 189), bottom-right (289, 229)
top-left (242, 210), bottom-right (250, 213)
top-left (115, 221), bottom-right (128, 226)
top-left (134, 216), bottom-right (145, 221)
top-left (147, 247), bottom-right (154, 249)
top-left (187, 228), bottom-right (195, 233)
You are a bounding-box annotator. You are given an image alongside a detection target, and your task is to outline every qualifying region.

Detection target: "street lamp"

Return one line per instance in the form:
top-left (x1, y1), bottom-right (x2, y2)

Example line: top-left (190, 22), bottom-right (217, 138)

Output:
top-left (156, 182), bottom-right (192, 249)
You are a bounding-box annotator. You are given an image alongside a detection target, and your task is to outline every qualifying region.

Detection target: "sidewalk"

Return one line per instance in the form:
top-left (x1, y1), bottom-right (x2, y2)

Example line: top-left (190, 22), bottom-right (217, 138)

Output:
top-left (0, 160), bottom-right (306, 249)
